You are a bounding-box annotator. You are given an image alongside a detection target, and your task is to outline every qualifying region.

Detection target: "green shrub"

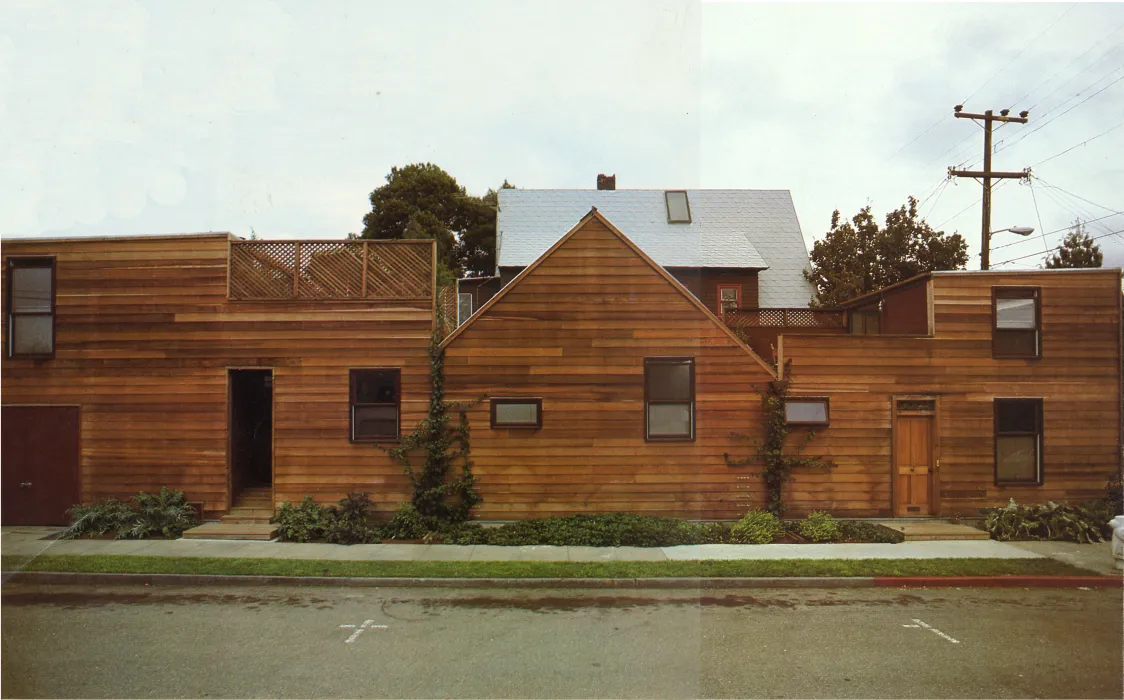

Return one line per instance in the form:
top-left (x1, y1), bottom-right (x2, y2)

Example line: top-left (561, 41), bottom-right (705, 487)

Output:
top-left (797, 511), bottom-right (841, 542)
top-left (326, 493), bottom-right (380, 545)
top-left (382, 503), bottom-right (445, 541)
top-left (730, 510), bottom-right (783, 544)
top-left (61, 499), bottom-right (135, 539)
top-left (439, 513), bottom-right (729, 547)
top-left (982, 499), bottom-right (1107, 544)
top-left (839, 521), bottom-right (904, 544)
top-left (117, 488), bottom-right (200, 539)
top-left (1105, 470), bottom-right (1123, 516)
top-left (275, 497), bottom-right (336, 543)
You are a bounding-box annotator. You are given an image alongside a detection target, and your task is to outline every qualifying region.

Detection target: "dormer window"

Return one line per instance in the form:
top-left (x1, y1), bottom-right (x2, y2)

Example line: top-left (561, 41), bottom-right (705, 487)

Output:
top-left (665, 191), bottom-right (691, 223)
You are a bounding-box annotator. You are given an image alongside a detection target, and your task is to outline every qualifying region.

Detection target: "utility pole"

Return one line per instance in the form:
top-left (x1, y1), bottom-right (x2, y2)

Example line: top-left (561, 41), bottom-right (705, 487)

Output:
top-left (948, 106), bottom-right (1031, 270)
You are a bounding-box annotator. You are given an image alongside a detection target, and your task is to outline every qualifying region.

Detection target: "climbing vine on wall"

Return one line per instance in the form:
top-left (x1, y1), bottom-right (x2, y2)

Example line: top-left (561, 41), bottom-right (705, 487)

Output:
top-left (384, 335), bottom-right (481, 523)
top-left (724, 362), bottom-right (832, 516)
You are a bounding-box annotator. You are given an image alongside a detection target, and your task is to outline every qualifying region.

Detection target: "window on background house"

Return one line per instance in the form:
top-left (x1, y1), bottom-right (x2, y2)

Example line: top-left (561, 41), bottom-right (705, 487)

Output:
top-left (665, 191), bottom-right (691, 223)
top-left (718, 284), bottom-right (741, 313)
top-left (7, 257), bottom-right (55, 358)
top-left (458, 292), bottom-right (473, 326)
top-left (994, 398), bottom-right (1043, 485)
top-left (993, 287), bottom-right (1040, 358)
top-left (349, 369), bottom-right (401, 442)
top-left (644, 357), bottom-right (694, 441)
top-left (784, 398), bottom-right (830, 426)
top-left (849, 306), bottom-right (880, 335)
top-left (490, 398), bottom-right (542, 429)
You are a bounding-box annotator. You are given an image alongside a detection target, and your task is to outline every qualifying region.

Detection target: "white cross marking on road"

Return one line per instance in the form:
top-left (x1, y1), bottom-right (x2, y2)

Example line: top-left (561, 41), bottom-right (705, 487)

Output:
top-left (905, 618), bottom-right (960, 644)
top-left (339, 619), bottom-right (388, 644)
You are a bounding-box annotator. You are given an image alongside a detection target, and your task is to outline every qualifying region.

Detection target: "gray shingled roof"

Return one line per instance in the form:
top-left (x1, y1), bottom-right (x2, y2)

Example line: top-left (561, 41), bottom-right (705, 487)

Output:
top-left (496, 189), bottom-right (815, 307)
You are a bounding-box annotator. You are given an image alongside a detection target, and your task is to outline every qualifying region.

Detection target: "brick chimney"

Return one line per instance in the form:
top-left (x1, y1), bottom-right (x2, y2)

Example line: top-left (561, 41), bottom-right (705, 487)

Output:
top-left (596, 174), bottom-right (616, 191)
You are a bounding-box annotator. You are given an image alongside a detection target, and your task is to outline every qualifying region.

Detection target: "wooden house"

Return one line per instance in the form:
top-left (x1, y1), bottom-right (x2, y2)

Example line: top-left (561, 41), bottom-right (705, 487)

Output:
top-left (1, 234), bottom-right (435, 524)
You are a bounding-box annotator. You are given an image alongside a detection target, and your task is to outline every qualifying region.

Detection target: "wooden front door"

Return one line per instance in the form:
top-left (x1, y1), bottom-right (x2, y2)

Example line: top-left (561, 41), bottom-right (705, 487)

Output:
top-left (1, 406), bottom-right (81, 525)
top-left (894, 415), bottom-right (932, 516)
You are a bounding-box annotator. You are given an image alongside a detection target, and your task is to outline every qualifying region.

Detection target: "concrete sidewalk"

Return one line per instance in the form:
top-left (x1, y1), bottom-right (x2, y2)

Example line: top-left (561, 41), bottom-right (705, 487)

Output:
top-left (5, 525), bottom-right (1114, 571)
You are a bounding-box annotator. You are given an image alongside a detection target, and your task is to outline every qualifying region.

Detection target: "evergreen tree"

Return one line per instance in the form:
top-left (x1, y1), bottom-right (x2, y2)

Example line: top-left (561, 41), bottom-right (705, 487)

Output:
top-left (1045, 219), bottom-right (1103, 269)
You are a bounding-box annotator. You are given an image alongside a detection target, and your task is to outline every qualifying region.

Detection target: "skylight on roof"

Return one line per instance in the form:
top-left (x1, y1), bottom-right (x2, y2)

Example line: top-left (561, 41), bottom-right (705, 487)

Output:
top-left (665, 191), bottom-right (691, 223)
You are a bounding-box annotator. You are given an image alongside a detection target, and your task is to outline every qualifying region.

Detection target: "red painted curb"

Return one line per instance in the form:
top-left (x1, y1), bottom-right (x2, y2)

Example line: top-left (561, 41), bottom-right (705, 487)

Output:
top-left (873, 576), bottom-right (1123, 588)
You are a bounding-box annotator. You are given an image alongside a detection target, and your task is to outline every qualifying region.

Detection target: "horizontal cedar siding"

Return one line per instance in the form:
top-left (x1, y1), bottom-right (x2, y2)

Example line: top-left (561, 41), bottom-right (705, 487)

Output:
top-left (444, 218), bottom-right (775, 520)
top-left (1, 236), bottom-right (432, 517)
top-left (781, 270), bottom-right (1121, 517)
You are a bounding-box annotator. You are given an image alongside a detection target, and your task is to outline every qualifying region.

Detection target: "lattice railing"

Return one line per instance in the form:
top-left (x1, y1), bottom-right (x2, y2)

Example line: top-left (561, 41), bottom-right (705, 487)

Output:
top-left (229, 240), bottom-right (434, 301)
top-left (435, 285), bottom-right (458, 341)
top-left (724, 307), bottom-right (846, 329)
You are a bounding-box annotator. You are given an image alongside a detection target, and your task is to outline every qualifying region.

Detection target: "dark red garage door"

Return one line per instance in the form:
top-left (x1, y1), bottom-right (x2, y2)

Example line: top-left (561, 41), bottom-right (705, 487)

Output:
top-left (2, 406), bottom-right (80, 525)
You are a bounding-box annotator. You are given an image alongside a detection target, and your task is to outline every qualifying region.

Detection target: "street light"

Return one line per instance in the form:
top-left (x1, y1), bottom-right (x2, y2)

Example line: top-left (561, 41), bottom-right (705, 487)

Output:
top-left (989, 226), bottom-right (1034, 238)
top-left (982, 226), bottom-right (1034, 270)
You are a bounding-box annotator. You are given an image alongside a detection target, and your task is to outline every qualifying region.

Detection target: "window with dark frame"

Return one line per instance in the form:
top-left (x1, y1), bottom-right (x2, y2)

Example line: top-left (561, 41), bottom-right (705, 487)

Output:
top-left (994, 398), bottom-right (1043, 485)
top-left (849, 306), bottom-right (880, 335)
top-left (993, 287), bottom-right (1040, 358)
top-left (457, 292), bottom-right (473, 326)
top-left (6, 257), bottom-right (55, 358)
top-left (349, 368), bottom-right (401, 442)
top-left (490, 398), bottom-right (542, 429)
top-left (644, 357), bottom-right (694, 441)
top-left (665, 190), bottom-right (691, 223)
top-left (784, 398), bottom-right (830, 426)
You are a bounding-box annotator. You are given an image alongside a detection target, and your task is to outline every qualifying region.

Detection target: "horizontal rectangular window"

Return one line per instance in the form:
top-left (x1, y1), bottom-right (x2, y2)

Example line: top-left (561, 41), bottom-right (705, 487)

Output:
top-left (994, 398), bottom-right (1042, 485)
top-left (784, 398), bottom-right (830, 426)
top-left (645, 357), bottom-right (694, 441)
top-left (350, 368), bottom-right (400, 442)
top-left (993, 287), bottom-right (1040, 359)
top-left (7, 257), bottom-right (55, 358)
top-left (491, 398), bottom-right (542, 429)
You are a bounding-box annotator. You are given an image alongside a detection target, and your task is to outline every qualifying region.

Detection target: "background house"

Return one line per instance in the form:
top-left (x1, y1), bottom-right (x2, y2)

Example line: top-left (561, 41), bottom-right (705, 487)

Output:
top-left (455, 177), bottom-right (816, 325)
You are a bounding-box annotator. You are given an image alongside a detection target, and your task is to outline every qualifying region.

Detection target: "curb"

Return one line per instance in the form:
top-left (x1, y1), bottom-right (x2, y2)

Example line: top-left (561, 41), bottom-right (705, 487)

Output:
top-left (3, 571), bottom-right (1121, 589)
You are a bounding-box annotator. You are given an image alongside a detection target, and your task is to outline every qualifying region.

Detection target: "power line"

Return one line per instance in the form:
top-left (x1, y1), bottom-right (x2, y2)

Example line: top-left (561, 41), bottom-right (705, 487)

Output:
top-left (963, 4), bottom-right (1077, 105)
top-left (1033, 119), bottom-right (1124, 166)
top-left (1026, 38), bottom-right (1124, 113)
top-left (1029, 181), bottom-right (1050, 259)
top-left (992, 227), bottom-right (1124, 266)
top-left (1036, 177), bottom-right (1124, 214)
top-left (924, 180), bottom-right (951, 221)
top-left (996, 69), bottom-right (1124, 156)
top-left (887, 113), bottom-right (951, 162)
top-left (990, 211), bottom-right (1123, 252)
top-left (933, 180), bottom-right (1012, 230)
top-left (1006, 19), bottom-right (1124, 111)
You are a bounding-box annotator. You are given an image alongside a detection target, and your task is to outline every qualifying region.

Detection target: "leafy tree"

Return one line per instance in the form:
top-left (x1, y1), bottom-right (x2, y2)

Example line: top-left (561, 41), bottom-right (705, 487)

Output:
top-left (1045, 219), bottom-right (1103, 269)
top-left (804, 197), bottom-right (969, 307)
top-left (361, 163), bottom-right (512, 278)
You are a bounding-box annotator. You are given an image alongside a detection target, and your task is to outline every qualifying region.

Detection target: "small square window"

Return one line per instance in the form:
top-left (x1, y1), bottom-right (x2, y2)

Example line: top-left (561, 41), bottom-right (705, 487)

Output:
top-left (784, 398), bottom-right (830, 426)
top-left (350, 368), bottom-right (400, 442)
top-left (665, 191), bottom-right (691, 223)
top-left (490, 398), bottom-right (542, 429)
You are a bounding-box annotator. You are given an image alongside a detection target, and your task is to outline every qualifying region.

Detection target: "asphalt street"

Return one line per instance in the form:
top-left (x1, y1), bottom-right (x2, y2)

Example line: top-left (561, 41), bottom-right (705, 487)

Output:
top-left (2, 582), bottom-right (1121, 699)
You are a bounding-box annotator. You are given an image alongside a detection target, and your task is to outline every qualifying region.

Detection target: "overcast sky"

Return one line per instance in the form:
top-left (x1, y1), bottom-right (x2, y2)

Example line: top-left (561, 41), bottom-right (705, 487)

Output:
top-left (3, 0), bottom-right (1123, 270)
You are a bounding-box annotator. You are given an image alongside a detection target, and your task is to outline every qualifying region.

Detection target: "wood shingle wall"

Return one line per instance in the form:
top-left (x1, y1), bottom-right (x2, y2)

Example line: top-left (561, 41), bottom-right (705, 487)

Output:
top-left (781, 269), bottom-right (1121, 517)
top-left (1, 235), bottom-right (434, 517)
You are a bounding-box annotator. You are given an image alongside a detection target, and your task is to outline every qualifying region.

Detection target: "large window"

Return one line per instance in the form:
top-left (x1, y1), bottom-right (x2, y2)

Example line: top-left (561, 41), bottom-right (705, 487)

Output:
top-left (6, 257), bottom-right (55, 358)
top-left (644, 357), bottom-right (694, 441)
top-left (993, 287), bottom-right (1040, 358)
top-left (490, 398), bottom-right (542, 429)
top-left (994, 399), bottom-right (1042, 485)
top-left (349, 369), bottom-right (401, 442)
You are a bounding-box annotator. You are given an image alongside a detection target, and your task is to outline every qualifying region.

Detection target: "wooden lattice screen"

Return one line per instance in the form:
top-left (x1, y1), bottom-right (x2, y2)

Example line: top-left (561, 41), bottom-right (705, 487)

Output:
top-left (724, 308), bottom-right (846, 329)
top-left (229, 240), bottom-right (434, 301)
top-left (435, 285), bottom-right (458, 341)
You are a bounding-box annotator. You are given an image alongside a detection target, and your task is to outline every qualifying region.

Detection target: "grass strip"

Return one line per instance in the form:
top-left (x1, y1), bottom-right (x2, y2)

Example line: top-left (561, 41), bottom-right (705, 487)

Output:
top-left (0, 554), bottom-right (1099, 579)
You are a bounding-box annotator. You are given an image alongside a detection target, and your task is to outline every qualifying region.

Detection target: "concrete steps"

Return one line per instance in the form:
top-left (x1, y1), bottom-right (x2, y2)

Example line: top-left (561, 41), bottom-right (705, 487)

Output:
top-left (180, 487), bottom-right (278, 540)
top-left (180, 522), bottom-right (278, 541)
top-left (875, 520), bottom-right (990, 541)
